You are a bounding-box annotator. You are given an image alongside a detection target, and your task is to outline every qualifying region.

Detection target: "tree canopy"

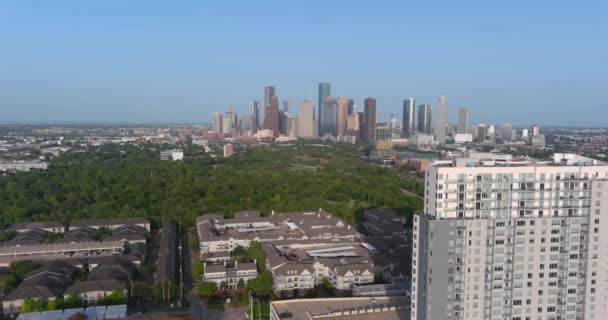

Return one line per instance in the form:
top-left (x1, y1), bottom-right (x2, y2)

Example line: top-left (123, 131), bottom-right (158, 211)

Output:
top-left (0, 143), bottom-right (422, 227)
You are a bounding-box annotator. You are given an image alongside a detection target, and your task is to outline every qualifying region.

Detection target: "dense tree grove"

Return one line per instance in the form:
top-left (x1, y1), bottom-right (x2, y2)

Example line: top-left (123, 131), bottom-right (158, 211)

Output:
top-left (0, 143), bottom-right (422, 227)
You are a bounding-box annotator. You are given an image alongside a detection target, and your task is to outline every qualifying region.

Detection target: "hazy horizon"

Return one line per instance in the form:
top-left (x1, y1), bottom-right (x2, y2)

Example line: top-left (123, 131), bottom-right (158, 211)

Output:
top-left (1, 1), bottom-right (607, 126)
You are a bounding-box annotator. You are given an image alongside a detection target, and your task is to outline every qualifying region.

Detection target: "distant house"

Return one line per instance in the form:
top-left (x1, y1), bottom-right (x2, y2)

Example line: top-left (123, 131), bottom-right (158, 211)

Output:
top-left (160, 150), bottom-right (184, 161)
top-left (64, 279), bottom-right (126, 304)
top-left (7, 222), bottom-right (65, 234)
top-left (70, 218), bottom-right (151, 232)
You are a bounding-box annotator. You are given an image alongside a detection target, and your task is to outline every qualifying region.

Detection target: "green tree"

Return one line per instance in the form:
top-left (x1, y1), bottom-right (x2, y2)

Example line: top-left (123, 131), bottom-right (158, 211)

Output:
top-left (21, 298), bottom-right (34, 313)
top-left (101, 290), bottom-right (125, 305)
top-left (64, 294), bottom-right (81, 308)
top-left (153, 280), bottom-right (178, 303)
top-left (196, 281), bottom-right (216, 297)
top-left (237, 278), bottom-right (245, 290)
top-left (247, 271), bottom-right (273, 295)
top-left (192, 260), bottom-right (203, 280)
top-left (46, 299), bottom-right (58, 311)
top-left (131, 281), bottom-right (148, 302)
top-left (0, 274), bottom-right (18, 296)
top-left (9, 260), bottom-right (36, 280)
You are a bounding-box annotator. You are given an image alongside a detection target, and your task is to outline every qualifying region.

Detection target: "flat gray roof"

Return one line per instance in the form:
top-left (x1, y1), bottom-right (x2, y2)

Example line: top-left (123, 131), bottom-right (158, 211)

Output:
top-left (271, 297), bottom-right (410, 320)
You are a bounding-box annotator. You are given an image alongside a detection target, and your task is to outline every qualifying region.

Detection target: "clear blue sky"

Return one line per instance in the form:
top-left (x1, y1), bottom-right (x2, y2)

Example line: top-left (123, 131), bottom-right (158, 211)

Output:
top-left (1, 1), bottom-right (606, 126)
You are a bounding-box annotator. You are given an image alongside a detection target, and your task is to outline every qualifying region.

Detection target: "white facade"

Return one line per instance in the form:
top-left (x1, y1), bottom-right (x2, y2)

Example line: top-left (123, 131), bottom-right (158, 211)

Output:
top-left (412, 155), bottom-right (608, 320)
top-left (160, 150), bottom-right (183, 161)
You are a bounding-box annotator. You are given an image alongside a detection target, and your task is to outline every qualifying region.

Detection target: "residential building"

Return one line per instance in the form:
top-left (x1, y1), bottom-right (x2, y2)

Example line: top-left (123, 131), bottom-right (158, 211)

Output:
top-left (160, 150), bottom-right (183, 161)
top-left (202, 261), bottom-right (257, 289)
top-left (336, 96), bottom-right (349, 136)
top-left (7, 222), bottom-right (65, 234)
top-left (402, 98), bottom-right (416, 138)
top-left (63, 279), bottom-right (127, 304)
top-left (0, 161), bottom-right (48, 172)
top-left (417, 104), bottom-right (432, 134)
top-left (411, 153), bottom-right (608, 320)
top-left (363, 97), bottom-right (377, 143)
top-left (435, 96), bottom-right (448, 143)
top-left (196, 210), bottom-right (360, 255)
top-left (223, 143), bottom-right (234, 157)
top-left (71, 218), bottom-right (151, 232)
top-left (270, 297), bottom-right (410, 320)
top-left (458, 107), bottom-right (469, 134)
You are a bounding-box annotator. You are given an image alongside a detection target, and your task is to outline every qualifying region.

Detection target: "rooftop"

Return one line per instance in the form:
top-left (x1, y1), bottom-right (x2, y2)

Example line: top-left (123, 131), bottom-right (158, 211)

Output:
top-left (271, 297), bottom-right (410, 320)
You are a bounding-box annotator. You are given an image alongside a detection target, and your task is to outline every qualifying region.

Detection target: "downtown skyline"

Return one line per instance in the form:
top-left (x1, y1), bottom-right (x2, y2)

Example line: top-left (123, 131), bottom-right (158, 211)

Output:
top-left (1, 1), bottom-right (607, 126)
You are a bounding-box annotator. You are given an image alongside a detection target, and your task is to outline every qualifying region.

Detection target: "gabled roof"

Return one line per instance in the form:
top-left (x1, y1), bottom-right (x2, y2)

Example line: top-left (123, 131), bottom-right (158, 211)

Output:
top-left (8, 222), bottom-right (64, 232)
top-left (88, 265), bottom-right (132, 281)
top-left (5, 285), bottom-right (63, 300)
top-left (72, 218), bottom-right (150, 228)
top-left (65, 279), bottom-right (126, 295)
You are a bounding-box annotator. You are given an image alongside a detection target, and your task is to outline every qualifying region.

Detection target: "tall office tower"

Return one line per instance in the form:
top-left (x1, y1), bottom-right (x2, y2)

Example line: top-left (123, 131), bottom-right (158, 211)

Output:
top-left (239, 115), bottom-right (255, 136)
top-left (458, 107), bottom-right (469, 134)
top-left (417, 104), bottom-right (432, 134)
top-left (434, 96), bottom-right (448, 143)
top-left (264, 86), bottom-right (276, 108)
top-left (347, 99), bottom-right (355, 114)
top-left (282, 100), bottom-right (290, 113)
top-left (411, 153), bottom-right (608, 320)
top-left (363, 97), bottom-right (377, 143)
top-left (346, 113), bottom-right (360, 133)
top-left (375, 123), bottom-right (392, 151)
top-left (336, 96), bottom-right (349, 136)
top-left (213, 112), bottom-right (222, 133)
top-left (223, 111), bottom-right (238, 135)
top-left (477, 123), bottom-right (487, 142)
top-left (279, 111), bottom-right (289, 136)
top-left (318, 82), bottom-right (331, 126)
top-left (222, 116), bottom-right (232, 134)
top-left (402, 97), bottom-right (416, 138)
top-left (263, 96), bottom-right (280, 136)
top-left (319, 97), bottom-right (338, 137)
top-left (532, 124), bottom-right (541, 137)
top-left (298, 99), bottom-right (315, 138)
top-left (250, 100), bottom-right (261, 130)
top-left (287, 116), bottom-right (298, 137)
top-left (357, 112), bottom-right (365, 141)
top-left (501, 123), bottom-right (513, 143)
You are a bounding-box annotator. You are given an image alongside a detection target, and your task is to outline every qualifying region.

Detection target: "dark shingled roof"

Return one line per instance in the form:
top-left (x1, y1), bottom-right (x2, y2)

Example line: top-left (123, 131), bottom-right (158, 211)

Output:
top-left (65, 279), bottom-right (126, 295)
top-left (72, 217), bottom-right (150, 228)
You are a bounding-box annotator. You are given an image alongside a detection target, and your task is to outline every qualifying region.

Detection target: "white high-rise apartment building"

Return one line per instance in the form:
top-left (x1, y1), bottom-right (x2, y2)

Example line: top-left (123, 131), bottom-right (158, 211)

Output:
top-left (412, 153), bottom-right (608, 320)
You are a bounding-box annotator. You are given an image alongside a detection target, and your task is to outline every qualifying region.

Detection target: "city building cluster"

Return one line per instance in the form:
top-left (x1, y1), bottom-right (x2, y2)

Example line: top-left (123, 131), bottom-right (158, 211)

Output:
top-left (206, 83), bottom-right (556, 160)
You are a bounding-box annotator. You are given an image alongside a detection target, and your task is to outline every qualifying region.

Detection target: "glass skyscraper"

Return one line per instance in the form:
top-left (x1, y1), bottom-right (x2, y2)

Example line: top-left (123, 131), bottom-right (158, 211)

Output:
top-left (319, 97), bottom-right (338, 137)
